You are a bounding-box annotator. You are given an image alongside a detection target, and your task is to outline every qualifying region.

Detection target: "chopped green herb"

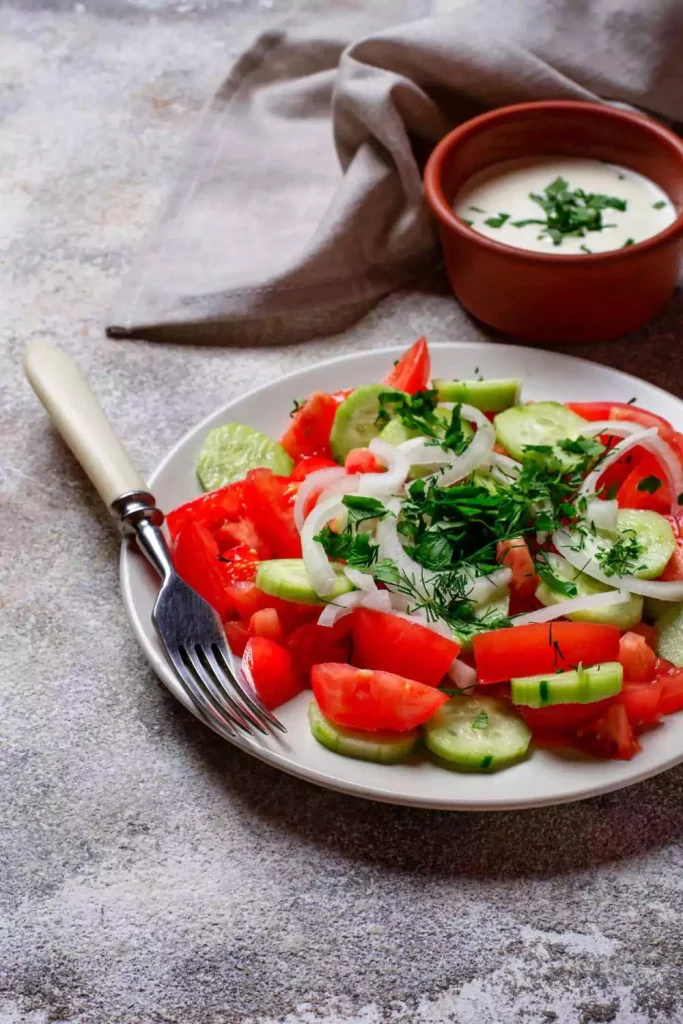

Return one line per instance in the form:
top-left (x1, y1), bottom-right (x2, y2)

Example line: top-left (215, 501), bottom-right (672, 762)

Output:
top-left (485, 212), bottom-right (510, 228)
top-left (636, 475), bottom-right (662, 494)
top-left (516, 176), bottom-right (627, 247)
top-left (596, 531), bottom-right (644, 577)
top-left (314, 496), bottom-right (389, 567)
top-left (537, 564), bottom-right (578, 598)
top-left (604, 483), bottom-right (619, 501)
top-left (623, 238), bottom-right (635, 248)
top-left (461, 218), bottom-right (474, 227)
top-left (342, 494), bottom-right (390, 524)
top-left (290, 398), bottom-right (305, 417)
top-left (653, 200), bottom-right (667, 210)
top-left (471, 711), bottom-right (489, 730)
top-left (376, 390), bottom-right (469, 456)
top-left (618, 174), bottom-right (626, 180)
top-left (580, 244), bottom-right (592, 254)
top-left (469, 205), bottom-right (485, 213)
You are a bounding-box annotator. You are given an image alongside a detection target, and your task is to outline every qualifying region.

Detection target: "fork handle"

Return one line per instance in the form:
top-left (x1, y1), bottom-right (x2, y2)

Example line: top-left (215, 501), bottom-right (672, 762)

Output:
top-left (24, 340), bottom-right (148, 507)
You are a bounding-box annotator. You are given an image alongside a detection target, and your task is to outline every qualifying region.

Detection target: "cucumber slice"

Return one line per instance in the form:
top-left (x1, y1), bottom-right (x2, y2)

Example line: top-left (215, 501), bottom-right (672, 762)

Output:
top-left (424, 695), bottom-right (531, 771)
top-left (612, 510), bottom-right (676, 580)
top-left (494, 402), bottom-right (587, 462)
top-left (536, 552), bottom-right (643, 629)
top-left (511, 661), bottom-right (623, 708)
top-left (433, 378), bottom-right (522, 412)
top-left (379, 408), bottom-right (472, 479)
top-left (330, 385), bottom-right (400, 463)
top-left (308, 700), bottom-right (418, 763)
top-left (656, 603), bottom-right (683, 666)
top-left (256, 558), bottom-right (355, 605)
top-left (197, 423), bottom-right (293, 490)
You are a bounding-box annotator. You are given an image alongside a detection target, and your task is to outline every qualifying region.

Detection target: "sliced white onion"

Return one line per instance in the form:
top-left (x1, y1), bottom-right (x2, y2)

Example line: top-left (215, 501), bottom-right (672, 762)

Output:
top-left (431, 405), bottom-right (496, 487)
top-left (580, 425), bottom-right (683, 518)
top-left (511, 589), bottom-right (630, 626)
top-left (293, 467), bottom-right (346, 532)
top-left (579, 420), bottom-right (646, 439)
top-left (553, 527), bottom-right (683, 601)
top-left (448, 658), bottom-right (478, 690)
top-left (465, 566), bottom-right (513, 605)
top-left (317, 591), bottom-right (365, 627)
top-left (491, 452), bottom-right (522, 477)
top-left (580, 427), bottom-right (658, 499)
top-left (586, 498), bottom-right (618, 534)
top-left (397, 436), bottom-right (454, 468)
top-left (357, 438), bottom-right (409, 499)
top-left (361, 589), bottom-right (393, 613)
top-left (318, 472), bottom-right (361, 504)
top-left (301, 497), bottom-right (347, 598)
top-left (376, 510), bottom-right (437, 599)
top-left (343, 567), bottom-right (377, 592)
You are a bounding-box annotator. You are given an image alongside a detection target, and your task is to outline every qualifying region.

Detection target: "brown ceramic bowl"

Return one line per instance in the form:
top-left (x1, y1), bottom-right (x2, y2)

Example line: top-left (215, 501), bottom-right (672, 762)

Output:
top-left (424, 101), bottom-right (683, 343)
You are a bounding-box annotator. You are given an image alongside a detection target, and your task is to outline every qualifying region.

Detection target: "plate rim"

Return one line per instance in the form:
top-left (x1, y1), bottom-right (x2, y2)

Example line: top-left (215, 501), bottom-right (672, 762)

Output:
top-left (120, 340), bottom-right (683, 811)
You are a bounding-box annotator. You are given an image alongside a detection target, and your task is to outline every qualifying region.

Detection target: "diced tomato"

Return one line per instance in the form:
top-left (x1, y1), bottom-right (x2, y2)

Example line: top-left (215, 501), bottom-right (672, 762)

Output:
top-left (516, 700), bottom-right (614, 732)
top-left (474, 622), bottom-right (620, 685)
top-left (619, 631), bottom-right (657, 682)
top-left (576, 703), bottom-right (640, 760)
top-left (566, 402), bottom-right (673, 435)
top-left (242, 637), bottom-right (303, 710)
top-left (344, 448), bottom-right (384, 474)
top-left (497, 537), bottom-right (538, 613)
top-left (659, 516), bottom-right (683, 581)
top-left (350, 608), bottom-right (460, 687)
top-left (219, 549), bottom-right (260, 584)
top-left (213, 517), bottom-right (270, 559)
top-left (382, 337), bottom-right (431, 394)
top-left (171, 520), bottom-right (234, 617)
top-left (629, 621), bottom-right (659, 648)
top-left (242, 468), bottom-right (301, 558)
top-left (311, 663), bottom-right (447, 731)
top-left (291, 456), bottom-right (339, 481)
top-left (620, 681), bottom-right (662, 729)
top-left (286, 620), bottom-right (352, 680)
top-left (166, 480), bottom-right (245, 539)
top-left (248, 607), bottom-right (283, 645)
top-left (280, 392), bottom-right (338, 461)
top-left (224, 620), bottom-right (251, 657)
top-left (225, 581), bottom-right (319, 631)
top-left (658, 669), bottom-right (683, 714)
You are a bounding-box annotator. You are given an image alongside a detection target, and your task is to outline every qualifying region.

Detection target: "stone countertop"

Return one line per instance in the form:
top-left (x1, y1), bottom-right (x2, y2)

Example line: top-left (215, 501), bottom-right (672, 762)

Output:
top-left (2, 3), bottom-right (683, 1023)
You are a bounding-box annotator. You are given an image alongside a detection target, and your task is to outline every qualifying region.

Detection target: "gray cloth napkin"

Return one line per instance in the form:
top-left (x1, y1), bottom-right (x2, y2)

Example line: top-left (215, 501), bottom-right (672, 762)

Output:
top-left (108, 0), bottom-right (683, 346)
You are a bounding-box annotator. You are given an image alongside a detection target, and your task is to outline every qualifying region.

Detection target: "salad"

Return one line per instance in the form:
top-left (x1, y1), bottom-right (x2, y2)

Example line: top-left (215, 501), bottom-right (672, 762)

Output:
top-left (166, 338), bottom-right (683, 772)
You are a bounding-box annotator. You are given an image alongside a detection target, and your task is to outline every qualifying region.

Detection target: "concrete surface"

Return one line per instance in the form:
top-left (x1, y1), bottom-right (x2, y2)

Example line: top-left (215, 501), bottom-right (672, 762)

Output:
top-left (2, 2), bottom-right (683, 1022)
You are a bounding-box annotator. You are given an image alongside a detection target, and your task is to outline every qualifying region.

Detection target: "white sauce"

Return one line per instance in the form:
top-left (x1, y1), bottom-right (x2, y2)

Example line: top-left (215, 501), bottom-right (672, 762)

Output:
top-left (453, 157), bottom-right (676, 254)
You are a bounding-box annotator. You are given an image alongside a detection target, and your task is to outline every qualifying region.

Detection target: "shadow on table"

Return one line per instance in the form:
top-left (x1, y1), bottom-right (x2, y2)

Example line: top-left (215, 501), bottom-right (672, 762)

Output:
top-left (168, 696), bottom-right (683, 881)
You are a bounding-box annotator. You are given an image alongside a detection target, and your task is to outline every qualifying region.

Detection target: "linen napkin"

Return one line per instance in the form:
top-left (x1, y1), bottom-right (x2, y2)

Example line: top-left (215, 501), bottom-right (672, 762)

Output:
top-left (108, 0), bottom-right (683, 346)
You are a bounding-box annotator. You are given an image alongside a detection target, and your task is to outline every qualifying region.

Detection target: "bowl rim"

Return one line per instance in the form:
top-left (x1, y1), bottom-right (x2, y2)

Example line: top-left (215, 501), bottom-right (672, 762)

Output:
top-left (423, 99), bottom-right (683, 265)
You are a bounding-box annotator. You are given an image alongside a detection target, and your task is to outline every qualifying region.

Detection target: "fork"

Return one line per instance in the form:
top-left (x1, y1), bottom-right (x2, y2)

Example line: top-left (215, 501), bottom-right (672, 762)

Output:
top-left (24, 340), bottom-right (285, 740)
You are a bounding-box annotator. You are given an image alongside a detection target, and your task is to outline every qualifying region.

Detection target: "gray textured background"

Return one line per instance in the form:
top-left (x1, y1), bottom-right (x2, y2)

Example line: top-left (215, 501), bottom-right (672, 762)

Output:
top-left (3, 2), bottom-right (683, 1022)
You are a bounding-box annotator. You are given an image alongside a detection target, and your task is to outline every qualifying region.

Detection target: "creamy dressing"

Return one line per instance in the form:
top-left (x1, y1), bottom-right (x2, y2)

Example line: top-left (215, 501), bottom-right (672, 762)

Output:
top-left (453, 157), bottom-right (676, 254)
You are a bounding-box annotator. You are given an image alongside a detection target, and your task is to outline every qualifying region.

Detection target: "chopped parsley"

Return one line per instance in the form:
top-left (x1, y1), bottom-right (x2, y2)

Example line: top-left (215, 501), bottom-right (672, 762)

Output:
top-left (485, 212), bottom-right (510, 228)
top-left (314, 495), bottom-right (389, 567)
top-left (469, 205), bottom-right (486, 213)
top-left (376, 390), bottom-right (469, 455)
top-left (512, 176), bottom-right (627, 247)
top-left (636, 475), bottom-right (662, 494)
top-left (471, 711), bottom-right (489, 730)
top-left (623, 238), bottom-right (635, 248)
top-left (580, 244), bottom-right (592, 254)
top-left (653, 200), bottom-right (667, 210)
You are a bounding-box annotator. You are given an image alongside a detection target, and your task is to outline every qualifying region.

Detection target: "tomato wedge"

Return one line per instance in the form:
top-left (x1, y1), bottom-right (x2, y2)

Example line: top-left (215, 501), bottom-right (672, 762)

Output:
top-left (291, 456), bottom-right (339, 481)
top-left (311, 663), bottom-right (447, 731)
top-left (619, 631), bottom-right (657, 682)
top-left (576, 703), bottom-right (640, 760)
top-left (620, 681), bottom-right (662, 729)
top-left (382, 337), bottom-right (431, 394)
top-left (243, 637), bottom-right (303, 709)
top-left (658, 670), bottom-right (683, 715)
top-left (350, 608), bottom-right (460, 687)
top-left (224, 620), bottom-right (251, 656)
top-left (249, 607), bottom-right (283, 644)
top-left (286, 620), bottom-right (352, 680)
top-left (280, 392), bottom-right (338, 461)
top-left (171, 520), bottom-right (235, 617)
top-left (566, 402), bottom-right (673, 435)
top-left (473, 622), bottom-right (620, 685)
top-left (242, 468), bottom-right (301, 559)
top-left (166, 480), bottom-right (246, 538)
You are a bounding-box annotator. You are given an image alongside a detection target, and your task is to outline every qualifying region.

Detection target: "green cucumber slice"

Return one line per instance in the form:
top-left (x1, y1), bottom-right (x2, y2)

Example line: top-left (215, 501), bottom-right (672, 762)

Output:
top-left (424, 695), bottom-right (531, 771)
top-left (494, 402), bottom-right (587, 462)
top-left (536, 552), bottom-right (643, 629)
top-left (433, 378), bottom-right (522, 412)
top-left (330, 385), bottom-right (400, 463)
top-left (379, 407), bottom-right (472, 479)
top-left (511, 661), bottom-right (623, 708)
top-left (308, 700), bottom-right (418, 763)
top-left (256, 558), bottom-right (354, 605)
top-left (655, 603), bottom-right (683, 666)
top-left (197, 423), bottom-right (293, 491)
top-left (612, 510), bottom-right (676, 580)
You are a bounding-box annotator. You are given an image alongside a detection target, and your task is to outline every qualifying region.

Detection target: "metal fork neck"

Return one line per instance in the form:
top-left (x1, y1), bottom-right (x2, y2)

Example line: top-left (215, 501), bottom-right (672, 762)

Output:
top-left (111, 490), bottom-right (173, 582)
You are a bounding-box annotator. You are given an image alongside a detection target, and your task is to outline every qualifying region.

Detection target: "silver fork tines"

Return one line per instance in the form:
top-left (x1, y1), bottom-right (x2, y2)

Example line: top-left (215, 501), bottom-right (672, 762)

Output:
top-left (116, 495), bottom-right (285, 739)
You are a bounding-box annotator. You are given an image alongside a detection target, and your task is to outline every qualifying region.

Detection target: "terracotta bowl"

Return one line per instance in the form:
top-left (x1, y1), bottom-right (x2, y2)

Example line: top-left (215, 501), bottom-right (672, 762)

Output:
top-left (424, 101), bottom-right (683, 343)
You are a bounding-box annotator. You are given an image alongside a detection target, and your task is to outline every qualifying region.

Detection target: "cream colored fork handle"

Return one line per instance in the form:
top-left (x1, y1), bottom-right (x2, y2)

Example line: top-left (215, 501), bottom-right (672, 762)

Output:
top-left (24, 340), bottom-right (147, 507)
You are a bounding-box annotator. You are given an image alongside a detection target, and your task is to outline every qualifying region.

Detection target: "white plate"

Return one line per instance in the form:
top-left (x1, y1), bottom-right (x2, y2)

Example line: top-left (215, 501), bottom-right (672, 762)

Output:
top-left (121, 342), bottom-right (683, 811)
